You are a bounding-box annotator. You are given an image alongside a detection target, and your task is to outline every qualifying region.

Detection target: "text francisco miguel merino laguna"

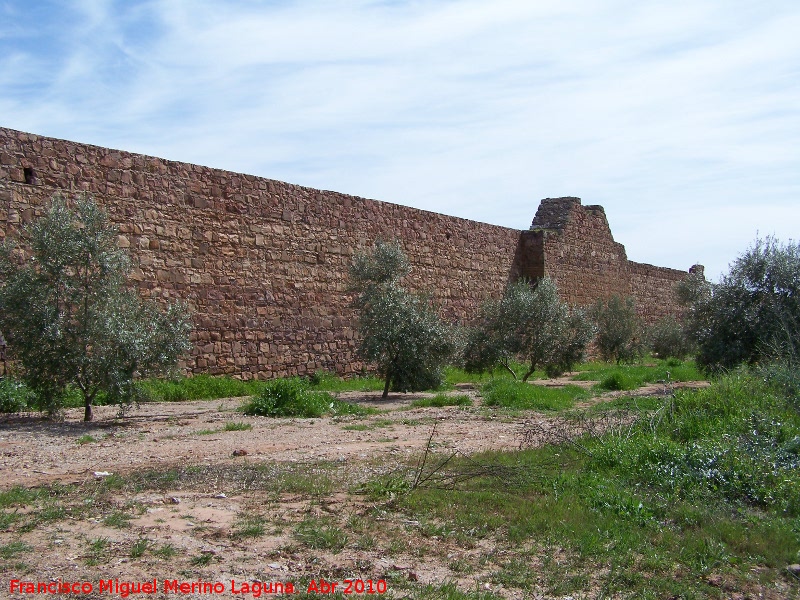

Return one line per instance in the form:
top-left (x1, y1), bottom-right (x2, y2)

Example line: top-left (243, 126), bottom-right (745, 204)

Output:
top-left (9, 577), bottom-right (389, 596)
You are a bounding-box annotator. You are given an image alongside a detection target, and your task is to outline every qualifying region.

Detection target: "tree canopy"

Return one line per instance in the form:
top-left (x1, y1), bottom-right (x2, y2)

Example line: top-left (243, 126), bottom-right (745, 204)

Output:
top-left (464, 278), bottom-right (594, 380)
top-left (679, 236), bottom-right (800, 372)
top-left (349, 240), bottom-right (455, 398)
top-left (589, 295), bottom-right (642, 364)
top-left (0, 196), bottom-right (191, 420)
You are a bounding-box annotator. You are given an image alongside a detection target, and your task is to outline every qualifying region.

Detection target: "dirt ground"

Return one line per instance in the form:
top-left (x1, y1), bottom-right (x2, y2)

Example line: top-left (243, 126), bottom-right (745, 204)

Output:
top-left (0, 379), bottom-right (716, 600)
top-left (0, 379), bottom-right (708, 489)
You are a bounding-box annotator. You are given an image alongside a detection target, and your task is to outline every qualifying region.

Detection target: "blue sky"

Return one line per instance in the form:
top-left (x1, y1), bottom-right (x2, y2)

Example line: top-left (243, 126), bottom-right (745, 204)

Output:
top-left (1, 1), bottom-right (798, 280)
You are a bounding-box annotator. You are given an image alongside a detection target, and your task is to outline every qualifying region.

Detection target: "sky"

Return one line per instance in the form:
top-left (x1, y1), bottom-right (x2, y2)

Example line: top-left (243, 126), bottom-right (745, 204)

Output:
top-left (1, 1), bottom-right (798, 281)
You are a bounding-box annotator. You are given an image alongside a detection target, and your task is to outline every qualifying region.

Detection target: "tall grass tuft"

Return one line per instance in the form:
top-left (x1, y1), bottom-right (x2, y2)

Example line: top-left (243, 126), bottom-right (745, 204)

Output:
top-left (241, 378), bottom-right (373, 418)
top-left (137, 375), bottom-right (263, 402)
top-left (481, 379), bottom-right (589, 411)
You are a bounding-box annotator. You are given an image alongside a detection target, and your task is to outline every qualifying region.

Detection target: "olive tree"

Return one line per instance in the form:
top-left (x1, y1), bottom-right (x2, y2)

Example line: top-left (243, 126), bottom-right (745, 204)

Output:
top-left (349, 240), bottom-right (455, 398)
top-left (464, 278), bottom-right (594, 381)
top-left (679, 236), bottom-right (800, 372)
top-left (589, 295), bottom-right (642, 364)
top-left (0, 196), bottom-right (191, 421)
top-left (646, 315), bottom-right (694, 360)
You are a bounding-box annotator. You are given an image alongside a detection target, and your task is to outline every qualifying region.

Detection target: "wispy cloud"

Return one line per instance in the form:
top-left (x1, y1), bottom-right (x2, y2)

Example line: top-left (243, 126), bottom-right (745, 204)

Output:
top-left (0, 0), bottom-right (798, 278)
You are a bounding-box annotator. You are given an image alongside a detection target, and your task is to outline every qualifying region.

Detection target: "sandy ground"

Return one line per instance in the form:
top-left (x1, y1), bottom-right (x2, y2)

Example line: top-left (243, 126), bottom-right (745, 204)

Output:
top-left (1, 388), bottom-right (520, 488)
top-left (0, 379), bottom-right (708, 488)
top-left (1, 379), bottom-right (729, 600)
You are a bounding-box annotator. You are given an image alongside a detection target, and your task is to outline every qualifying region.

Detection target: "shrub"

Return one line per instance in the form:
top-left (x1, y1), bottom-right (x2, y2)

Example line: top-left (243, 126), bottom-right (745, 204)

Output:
top-left (0, 197), bottom-right (190, 420)
top-left (647, 316), bottom-right (693, 360)
top-left (350, 241), bottom-right (457, 398)
top-left (464, 278), bottom-right (594, 381)
top-left (241, 378), bottom-right (369, 418)
top-left (0, 378), bottom-right (33, 413)
top-left (590, 295), bottom-right (642, 364)
top-left (590, 372), bottom-right (800, 514)
top-left (598, 372), bottom-right (637, 391)
top-left (679, 237), bottom-right (800, 372)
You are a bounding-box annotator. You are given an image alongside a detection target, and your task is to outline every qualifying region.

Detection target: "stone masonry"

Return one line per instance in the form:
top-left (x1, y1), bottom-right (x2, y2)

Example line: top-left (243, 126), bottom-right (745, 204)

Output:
top-left (0, 128), bottom-right (697, 378)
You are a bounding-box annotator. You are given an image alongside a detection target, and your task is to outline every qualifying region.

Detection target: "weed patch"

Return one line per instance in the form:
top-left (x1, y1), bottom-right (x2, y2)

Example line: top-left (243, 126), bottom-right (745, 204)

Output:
top-left (0, 541), bottom-right (32, 559)
top-left (241, 378), bottom-right (373, 418)
top-left (0, 378), bottom-right (34, 413)
top-left (232, 514), bottom-right (266, 539)
top-left (223, 421), bottom-right (252, 431)
top-left (411, 394), bottom-right (472, 408)
top-left (481, 379), bottom-right (589, 411)
top-left (129, 538), bottom-right (149, 558)
top-left (138, 374), bottom-right (263, 402)
top-left (104, 511), bottom-right (131, 529)
top-left (572, 359), bottom-right (705, 387)
top-left (293, 518), bottom-right (348, 553)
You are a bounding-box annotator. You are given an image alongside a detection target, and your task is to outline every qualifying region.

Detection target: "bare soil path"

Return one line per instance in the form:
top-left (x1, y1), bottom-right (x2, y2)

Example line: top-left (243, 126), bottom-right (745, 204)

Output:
top-left (2, 379), bottom-right (732, 600)
top-left (0, 389), bottom-right (516, 488)
top-left (0, 379), bottom-right (709, 488)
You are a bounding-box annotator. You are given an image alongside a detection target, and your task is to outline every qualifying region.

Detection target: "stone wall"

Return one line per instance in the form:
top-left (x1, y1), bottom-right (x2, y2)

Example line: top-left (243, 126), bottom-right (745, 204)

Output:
top-left (0, 128), bottom-right (522, 378)
top-left (530, 197), bottom-right (690, 322)
top-left (0, 128), bottom-right (697, 378)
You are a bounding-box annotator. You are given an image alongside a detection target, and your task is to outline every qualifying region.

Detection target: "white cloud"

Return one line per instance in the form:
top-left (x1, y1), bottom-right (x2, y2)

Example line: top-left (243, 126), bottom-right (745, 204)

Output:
top-left (0, 0), bottom-right (798, 281)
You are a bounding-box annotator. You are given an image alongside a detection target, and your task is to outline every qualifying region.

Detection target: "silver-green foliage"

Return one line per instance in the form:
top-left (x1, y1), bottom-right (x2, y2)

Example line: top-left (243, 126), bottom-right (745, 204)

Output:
top-left (464, 278), bottom-right (595, 381)
top-left (350, 240), bottom-right (456, 398)
top-left (589, 295), bottom-right (642, 364)
top-left (0, 196), bottom-right (191, 420)
top-left (647, 315), bottom-right (694, 360)
top-left (678, 237), bottom-right (800, 373)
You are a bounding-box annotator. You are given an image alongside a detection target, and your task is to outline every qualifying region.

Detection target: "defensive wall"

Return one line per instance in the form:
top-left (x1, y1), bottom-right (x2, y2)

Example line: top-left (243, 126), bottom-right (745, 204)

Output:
top-left (0, 127), bottom-right (697, 378)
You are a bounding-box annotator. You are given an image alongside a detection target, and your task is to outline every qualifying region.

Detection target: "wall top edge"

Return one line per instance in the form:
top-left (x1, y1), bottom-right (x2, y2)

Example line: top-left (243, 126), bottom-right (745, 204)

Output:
top-left (628, 259), bottom-right (693, 276)
top-left (0, 126), bottom-right (523, 235)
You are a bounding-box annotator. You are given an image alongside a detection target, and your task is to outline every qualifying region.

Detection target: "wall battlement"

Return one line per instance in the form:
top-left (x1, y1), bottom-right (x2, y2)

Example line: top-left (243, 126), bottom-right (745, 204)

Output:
top-left (0, 127), bottom-right (695, 378)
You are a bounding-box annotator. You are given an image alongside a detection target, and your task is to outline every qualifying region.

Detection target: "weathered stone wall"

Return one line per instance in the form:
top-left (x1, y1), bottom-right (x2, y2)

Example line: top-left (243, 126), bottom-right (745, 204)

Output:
top-left (0, 128), bottom-right (697, 378)
top-left (530, 197), bottom-right (688, 322)
top-left (0, 128), bottom-right (521, 378)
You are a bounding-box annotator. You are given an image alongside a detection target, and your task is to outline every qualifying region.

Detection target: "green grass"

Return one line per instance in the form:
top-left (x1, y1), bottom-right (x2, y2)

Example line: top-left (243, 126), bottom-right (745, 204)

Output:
top-left (411, 393), bottom-right (472, 408)
top-left (307, 371), bottom-right (385, 393)
top-left (0, 486), bottom-right (46, 509)
top-left (129, 538), bottom-right (150, 558)
top-left (137, 374), bottom-right (263, 402)
top-left (197, 421), bottom-right (253, 435)
top-left (0, 541), bottom-right (32, 559)
top-left (481, 379), bottom-right (590, 411)
top-left (293, 517), bottom-right (348, 553)
top-left (343, 418), bottom-right (393, 431)
top-left (241, 377), bottom-right (374, 418)
top-left (341, 423), bottom-right (369, 431)
top-left (104, 511), bottom-right (132, 529)
top-left (393, 371), bottom-right (800, 597)
top-left (223, 421), bottom-right (252, 431)
top-left (443, 366), bottom-right (495, 386)
top-left (231, 514), bottom-right (267, 539)
top-left (153, 543), bottom-right (177, 559)
top-left (444, 362), bottom-right (540, 386)
top-left (572, 358), bottom-right (706, 389)
top-left (0, 360), bottom-right (793, 597)
top-left (0, 378), bottom-right (87, 411)
top-left (190, 552), bottom-right (214, 566)
top-left (76, 434), bottom-right (98, 445)
top-left (85, 537), bottom-right (109, 566)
